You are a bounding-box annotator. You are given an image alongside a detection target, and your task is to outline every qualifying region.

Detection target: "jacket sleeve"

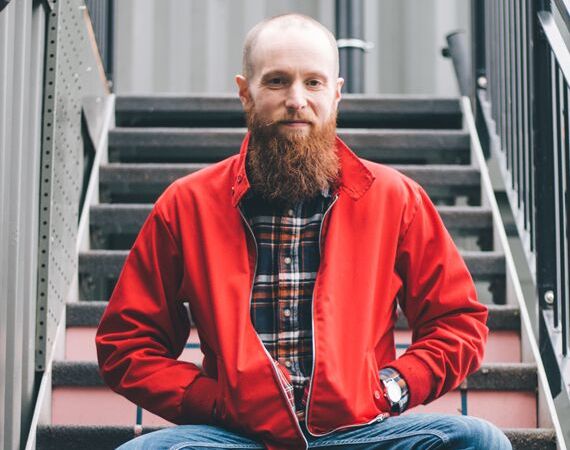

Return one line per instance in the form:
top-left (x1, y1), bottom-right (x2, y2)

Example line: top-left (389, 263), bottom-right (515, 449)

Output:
top-left (385, 185), bottom-right (489, 409)
top-left (95, 201), bottom-right (218, 424)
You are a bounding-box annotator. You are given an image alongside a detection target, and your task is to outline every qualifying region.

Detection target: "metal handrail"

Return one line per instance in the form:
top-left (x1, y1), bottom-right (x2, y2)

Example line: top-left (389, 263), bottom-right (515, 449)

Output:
top-left (463, 96), bottom-right (567, 449)
top-left (539, 12), bottom-right (570, 87)
top-left (443, 31), bottom-right (472, 97)
top-left (472, 0), bottom-right (570, 407)
top-left (553, 0), bottom-right (570, 35)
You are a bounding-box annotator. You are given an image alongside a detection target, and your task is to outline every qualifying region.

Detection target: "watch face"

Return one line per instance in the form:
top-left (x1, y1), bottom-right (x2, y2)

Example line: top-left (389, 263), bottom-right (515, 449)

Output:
top-left (386, 380), bottom-right (402, 403)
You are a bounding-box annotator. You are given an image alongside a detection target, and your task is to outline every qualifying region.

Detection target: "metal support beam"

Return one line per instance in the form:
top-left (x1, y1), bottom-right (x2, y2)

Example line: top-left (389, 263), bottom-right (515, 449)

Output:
top-left (335, 0), bottom-right (366, 93)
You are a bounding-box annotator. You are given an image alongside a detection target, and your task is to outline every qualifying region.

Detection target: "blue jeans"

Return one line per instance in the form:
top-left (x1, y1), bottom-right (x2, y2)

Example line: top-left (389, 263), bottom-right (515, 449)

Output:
top-left (117, 413), bottom-right (512, 449)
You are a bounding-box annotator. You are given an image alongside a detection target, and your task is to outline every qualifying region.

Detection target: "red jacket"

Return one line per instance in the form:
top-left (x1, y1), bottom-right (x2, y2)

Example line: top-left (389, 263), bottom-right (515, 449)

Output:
top-left (96, 134), bottom-right (488, 449)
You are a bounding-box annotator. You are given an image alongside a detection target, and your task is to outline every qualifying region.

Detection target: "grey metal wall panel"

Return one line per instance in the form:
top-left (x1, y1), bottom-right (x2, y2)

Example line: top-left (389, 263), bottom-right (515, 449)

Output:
top-left (5, 0), bottom-right (30, 445)
top-left (113, 0), bottom-right (469, 95)
top-left (363, 0), bottom-right (470, 95)
top-left (0, 4), bottom-right (15, 447)
top-left (1, 5), bottom-right (22, 450)
top-left (20, 0), bottom-right (47, 439)
top-left (114, 0), bottom-right (333, 93)
top-left (0, 0), bottom-right (45, 448)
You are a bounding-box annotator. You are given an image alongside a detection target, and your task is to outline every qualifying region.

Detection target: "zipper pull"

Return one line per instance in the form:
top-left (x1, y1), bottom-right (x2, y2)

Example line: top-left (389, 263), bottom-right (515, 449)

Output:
top-left (376, 412), bottom-right (390, 422)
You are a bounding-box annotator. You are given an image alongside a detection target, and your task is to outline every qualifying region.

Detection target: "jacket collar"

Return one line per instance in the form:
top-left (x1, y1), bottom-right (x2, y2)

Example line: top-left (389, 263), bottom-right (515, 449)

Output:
top-left (231, 132), bottom-right (375, 207)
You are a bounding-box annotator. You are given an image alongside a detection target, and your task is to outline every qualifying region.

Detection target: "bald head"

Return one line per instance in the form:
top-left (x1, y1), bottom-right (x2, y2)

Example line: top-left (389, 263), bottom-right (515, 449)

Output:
top-left (242, 14), bottom-right (339, 79)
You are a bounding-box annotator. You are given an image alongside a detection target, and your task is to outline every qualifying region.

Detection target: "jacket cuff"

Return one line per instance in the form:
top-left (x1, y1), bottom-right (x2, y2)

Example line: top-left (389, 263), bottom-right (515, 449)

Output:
top-left (181, 376), bottom-right (219, 423)
top-left (383, 355), bottom-right (435, 409)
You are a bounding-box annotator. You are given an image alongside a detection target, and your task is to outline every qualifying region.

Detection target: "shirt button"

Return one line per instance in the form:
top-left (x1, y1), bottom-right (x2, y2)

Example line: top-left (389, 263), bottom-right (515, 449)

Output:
top-left (374, 390), bottom-right (381, 400)
top-left (287, 209), bottom-right (294, 217)
top-left (284, 360), bottom-right (292, 368)
top-left (283, 308), bottom-right (291, 317)
top-left (284, 257), bottom-right (292, 265)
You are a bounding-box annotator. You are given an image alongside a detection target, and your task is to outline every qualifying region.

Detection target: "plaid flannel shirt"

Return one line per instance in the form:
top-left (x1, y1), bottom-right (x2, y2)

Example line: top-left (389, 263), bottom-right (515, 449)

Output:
top-left (242, 191), bottom-right (409, 421)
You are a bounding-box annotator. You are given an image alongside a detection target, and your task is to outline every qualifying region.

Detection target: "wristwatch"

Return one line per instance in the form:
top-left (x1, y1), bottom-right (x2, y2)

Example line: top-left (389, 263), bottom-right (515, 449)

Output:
top-left (382, 376), bottom-right (403, 413)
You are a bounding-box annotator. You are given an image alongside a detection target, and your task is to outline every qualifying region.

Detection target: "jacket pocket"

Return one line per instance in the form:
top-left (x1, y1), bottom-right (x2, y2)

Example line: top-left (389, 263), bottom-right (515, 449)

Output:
top-left (367, 352), bottom-right (390, 414)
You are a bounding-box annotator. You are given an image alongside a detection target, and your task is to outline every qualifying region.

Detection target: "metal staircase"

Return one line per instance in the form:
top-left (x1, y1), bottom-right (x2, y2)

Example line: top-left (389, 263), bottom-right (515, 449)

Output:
top-left (36, 95), bottom-right (562, 449)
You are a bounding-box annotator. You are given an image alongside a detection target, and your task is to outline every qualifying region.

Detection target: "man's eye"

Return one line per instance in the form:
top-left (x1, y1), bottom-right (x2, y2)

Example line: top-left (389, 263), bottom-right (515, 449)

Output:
top-left (268, 78), bottom-right (284, 86)
top-left (307, 79), bottom-right (323, 87)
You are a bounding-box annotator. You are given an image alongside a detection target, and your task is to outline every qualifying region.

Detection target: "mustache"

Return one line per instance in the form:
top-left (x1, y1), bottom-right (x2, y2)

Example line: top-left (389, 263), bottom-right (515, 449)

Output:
top-left (252, 114), bottom-right (315, 128)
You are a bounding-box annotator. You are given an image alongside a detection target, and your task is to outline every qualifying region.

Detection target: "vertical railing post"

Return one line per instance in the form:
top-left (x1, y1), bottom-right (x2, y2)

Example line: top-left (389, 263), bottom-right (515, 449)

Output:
top-left (531, 0), bottom-right (561, 395)
top-left (472, 0), bottom-right (486, 102)
top-left (472, 0), bottom-right (490, 157)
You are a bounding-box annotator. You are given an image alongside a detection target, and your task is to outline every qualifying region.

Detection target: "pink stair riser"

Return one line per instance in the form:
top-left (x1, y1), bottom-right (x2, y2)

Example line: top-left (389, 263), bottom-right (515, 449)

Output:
top-left (66, 327), bottom-right (203, 362)
top-left (395, 330), bottom-right (521, 363)
top-left (405, 390), bottom-right (536, 428)
top-left (65, 328), bottom-right (521, 364)
top-left (51, 386), bottom-right (536, 429)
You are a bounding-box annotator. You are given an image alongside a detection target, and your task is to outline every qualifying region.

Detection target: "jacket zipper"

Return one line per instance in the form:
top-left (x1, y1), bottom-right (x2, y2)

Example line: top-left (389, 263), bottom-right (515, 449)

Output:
top-left (237, 204), bottom-right (309, 449)
top-left (304, 194), bottom-right (388, 437)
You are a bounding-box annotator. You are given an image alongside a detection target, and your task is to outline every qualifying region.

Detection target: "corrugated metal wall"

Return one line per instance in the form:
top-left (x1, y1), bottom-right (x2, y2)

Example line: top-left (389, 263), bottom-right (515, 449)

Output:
top-left (113, 0), bottom-right (470, 95)
top-left (0, 1), bottom-right (46, 449)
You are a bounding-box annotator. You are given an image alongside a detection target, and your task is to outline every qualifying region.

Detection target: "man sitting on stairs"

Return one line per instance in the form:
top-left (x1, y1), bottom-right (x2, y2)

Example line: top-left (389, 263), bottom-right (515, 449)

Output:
top-left (96, 13), bottom-right (512, 450)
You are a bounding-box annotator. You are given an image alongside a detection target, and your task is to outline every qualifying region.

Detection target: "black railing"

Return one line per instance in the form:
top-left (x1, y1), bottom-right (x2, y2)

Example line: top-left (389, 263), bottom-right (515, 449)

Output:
top-left (473, 0), bottom-right (570, 399)
top-left (84, 0), bottom-right (114, 85)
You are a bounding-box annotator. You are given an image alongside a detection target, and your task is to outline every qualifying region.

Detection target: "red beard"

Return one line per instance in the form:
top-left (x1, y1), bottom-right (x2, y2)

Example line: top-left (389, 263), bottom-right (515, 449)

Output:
top-left (245, 106), bottom-right (340, 205)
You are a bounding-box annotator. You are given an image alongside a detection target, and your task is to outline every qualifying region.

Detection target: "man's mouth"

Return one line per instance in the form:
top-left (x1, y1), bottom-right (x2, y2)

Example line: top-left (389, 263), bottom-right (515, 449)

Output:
top-left (279, 120), bottom-right (311, 127)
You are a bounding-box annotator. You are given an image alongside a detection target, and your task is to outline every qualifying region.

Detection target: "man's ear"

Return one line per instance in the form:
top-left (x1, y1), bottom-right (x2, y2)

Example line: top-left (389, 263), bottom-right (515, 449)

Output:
top-left (334, 77), bottom-right (344, 108)
top-left (236, 75), bottom-right (252, 109)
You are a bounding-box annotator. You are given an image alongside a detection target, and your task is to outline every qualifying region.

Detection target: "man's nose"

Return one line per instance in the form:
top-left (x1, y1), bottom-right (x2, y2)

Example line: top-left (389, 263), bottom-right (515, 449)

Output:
top-left (285, 83), bottom-right (307, 111)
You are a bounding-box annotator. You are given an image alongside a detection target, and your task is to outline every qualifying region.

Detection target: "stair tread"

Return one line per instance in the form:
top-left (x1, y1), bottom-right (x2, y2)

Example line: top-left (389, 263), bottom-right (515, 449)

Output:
top-left (98, 164), bottom-right (482, 204)
top-left (108, 128), bottom-right (470, 164)
top-left (99, 164), bottom-right (481, 185)
top-left (90, 204), bottom-right (493, 232)
top-left (36, 424), bottom-right (556, 450)
top-left (109, 127), bottom-right (469, 149)
top-left (51, 360), bottom-right (537, 390)
top-left (78, 249), bottom-right (505, 277)
top-left (109, 127), bottom-right (469, 137)
top-left (66, 301), bottom-right (520, 331)
top-left (115, 94), bottom-right (461, 121)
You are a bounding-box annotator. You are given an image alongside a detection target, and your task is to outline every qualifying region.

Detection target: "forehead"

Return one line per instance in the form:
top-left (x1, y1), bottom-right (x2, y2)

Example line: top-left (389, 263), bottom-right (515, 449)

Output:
top-left (250, 25), bottom-right (337, 79)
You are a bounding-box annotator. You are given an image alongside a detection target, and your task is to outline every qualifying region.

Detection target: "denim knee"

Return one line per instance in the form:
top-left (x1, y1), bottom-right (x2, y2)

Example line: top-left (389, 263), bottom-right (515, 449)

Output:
top-left (445, 416), bottom-right (512, 450)
top-left (115, 425), bottom-right (265, 450)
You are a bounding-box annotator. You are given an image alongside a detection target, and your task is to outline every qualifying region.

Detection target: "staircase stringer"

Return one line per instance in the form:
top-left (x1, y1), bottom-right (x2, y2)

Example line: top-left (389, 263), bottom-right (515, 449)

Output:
top-left (462, 97), bottom-right (567, 450)
top-left (24, 94), bottom-right (115, 450)
top-left (76, 95), bottom-right (115, 259)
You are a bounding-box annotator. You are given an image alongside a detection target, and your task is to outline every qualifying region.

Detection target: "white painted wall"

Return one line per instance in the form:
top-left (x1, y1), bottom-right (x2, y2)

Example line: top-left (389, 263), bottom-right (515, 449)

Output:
top-left (113, 0), bottom-right (470, 95)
